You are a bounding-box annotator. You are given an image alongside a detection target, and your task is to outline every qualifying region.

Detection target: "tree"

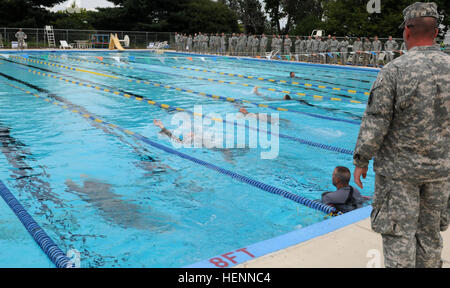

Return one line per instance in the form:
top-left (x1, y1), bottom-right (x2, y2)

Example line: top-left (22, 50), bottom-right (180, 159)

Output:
top-left (220, 0), bottom-right (267, 34)
top-left (263, 0), bottom-right (323, 35)
top-left (169, 0), bottom-right (240, 33)
top-left (52, 2), bottom-right (94, 30)
top-left (0, 0), bottom-right (65, 27)
top-left (322, 0), bottom-right (450, 38)
top-left (264, 0), bottom-right (284, 33)
top-left (88, 0), bottom-right (239, 33)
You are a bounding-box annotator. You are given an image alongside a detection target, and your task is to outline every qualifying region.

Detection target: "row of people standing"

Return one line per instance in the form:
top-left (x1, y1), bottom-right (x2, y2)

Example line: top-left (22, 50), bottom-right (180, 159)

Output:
top-left (173, 32), bottom-right (405, 67)
top-left (175, 32), bottom-right (227, 55)
top-left (175, 32), bottom-right (270, 56)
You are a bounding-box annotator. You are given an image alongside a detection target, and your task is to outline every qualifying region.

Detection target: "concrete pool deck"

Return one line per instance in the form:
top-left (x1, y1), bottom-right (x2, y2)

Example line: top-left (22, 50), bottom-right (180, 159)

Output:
top-left (236, 217), bottom-right (450, 268)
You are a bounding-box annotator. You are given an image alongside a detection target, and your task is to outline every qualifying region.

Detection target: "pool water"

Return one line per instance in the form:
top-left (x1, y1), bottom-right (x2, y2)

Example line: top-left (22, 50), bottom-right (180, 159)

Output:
top-left (0, 51), bottom-right (377, 267)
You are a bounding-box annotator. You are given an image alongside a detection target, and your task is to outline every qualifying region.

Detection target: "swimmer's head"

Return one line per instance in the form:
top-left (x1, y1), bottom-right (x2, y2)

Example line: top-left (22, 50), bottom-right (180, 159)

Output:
top-left (290, 72), bottom-right (295, 78)
top-left (283, 95), bottom-right (292, 100)
top-left (239, 107), bottom-right (249, 114)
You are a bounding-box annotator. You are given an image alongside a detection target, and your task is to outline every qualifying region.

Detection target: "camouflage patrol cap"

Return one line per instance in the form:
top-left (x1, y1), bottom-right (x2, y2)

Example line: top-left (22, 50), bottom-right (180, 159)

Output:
top-left (399, 2), bottom-right (439, 28)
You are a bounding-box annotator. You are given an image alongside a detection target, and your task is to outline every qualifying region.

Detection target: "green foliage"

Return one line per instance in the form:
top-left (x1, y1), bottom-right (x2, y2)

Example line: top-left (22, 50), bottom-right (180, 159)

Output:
top-left (220, 0), bottom-right (267, 34)
top-left (0, 0), bottom-right (448, 38)
top-left (169, 0), bottom-right (240, 33)
top-left (264, 0), bottom-right (284, 33)
top-left (262, 0), bottom-right (324, 35)
top-left (291, 14), bottom-right (325, 36)
top-left (0, 0), bottom-right (63, 27)
top-left (322, 0), bottom-right (449, 38)
top-left (52, 9), bottom-right (94, 30)
top-left (87, 0), bottom-right (239, 33)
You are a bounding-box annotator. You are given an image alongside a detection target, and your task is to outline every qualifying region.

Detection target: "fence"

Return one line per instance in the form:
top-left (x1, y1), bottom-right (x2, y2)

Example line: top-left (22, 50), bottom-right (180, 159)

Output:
top-left (2, 27), bottom-right (447, 56)
top-left (0, 27), bottom-right (407, 49)
top-left (0, 27), bottom-right (173, 49)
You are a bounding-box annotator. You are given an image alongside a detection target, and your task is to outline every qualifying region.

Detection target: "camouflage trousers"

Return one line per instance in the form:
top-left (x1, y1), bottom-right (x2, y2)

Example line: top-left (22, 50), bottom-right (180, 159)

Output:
top-left (371, 174), bottom-right (450, 268)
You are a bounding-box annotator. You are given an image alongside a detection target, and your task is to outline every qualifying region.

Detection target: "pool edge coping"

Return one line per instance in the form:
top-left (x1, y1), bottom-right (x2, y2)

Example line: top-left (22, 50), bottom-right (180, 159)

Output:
top-left (184, 206), bottom-right (372, 268)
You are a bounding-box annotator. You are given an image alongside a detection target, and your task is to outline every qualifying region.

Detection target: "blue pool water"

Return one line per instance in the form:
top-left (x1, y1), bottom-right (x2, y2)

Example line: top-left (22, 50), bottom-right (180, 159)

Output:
top-left (0, 51), bottom-right (378, 267)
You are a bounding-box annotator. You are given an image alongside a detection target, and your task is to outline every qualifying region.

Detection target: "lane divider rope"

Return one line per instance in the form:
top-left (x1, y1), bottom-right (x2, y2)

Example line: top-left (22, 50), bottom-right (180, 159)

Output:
top-left (14, 56), bottom-right (361, 125)
top-left (23, 67), bottom-right (355, 156)
top-left (172, 65), bottom-right (371, 96)
top-left (0, 180), bottom-right (71, 268)
top-left (5, 82), bottom-right (340, 215)
top-left (45, 54), bottom-right (368, 103)
top-left (47, 54), bottom-right (374, 91)
top-left (47, 54), bottom-right (134, 70)
top-left (10, 55), bottom-right (118, 79)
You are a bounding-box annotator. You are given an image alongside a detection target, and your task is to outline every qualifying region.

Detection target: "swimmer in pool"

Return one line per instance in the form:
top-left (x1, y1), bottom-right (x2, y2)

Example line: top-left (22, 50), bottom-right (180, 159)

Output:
top-left (252, 86), bottom-right (263, 96)
top-left (237, 107), bottom-right (281, 124)
top-left (153, 119), bottom-right (242, 164)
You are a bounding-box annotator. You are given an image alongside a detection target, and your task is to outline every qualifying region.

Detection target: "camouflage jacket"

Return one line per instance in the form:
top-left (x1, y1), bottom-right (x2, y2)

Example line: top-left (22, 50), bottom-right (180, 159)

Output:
top-left (354, 45), bottom-right (450, 181)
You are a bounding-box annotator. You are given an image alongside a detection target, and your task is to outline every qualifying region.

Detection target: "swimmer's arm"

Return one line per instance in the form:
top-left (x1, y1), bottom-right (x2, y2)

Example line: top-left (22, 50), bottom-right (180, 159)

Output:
top-left (159, 128), bottom-right (183, 143)
top-left (154, 120), bottom-right (183, 143)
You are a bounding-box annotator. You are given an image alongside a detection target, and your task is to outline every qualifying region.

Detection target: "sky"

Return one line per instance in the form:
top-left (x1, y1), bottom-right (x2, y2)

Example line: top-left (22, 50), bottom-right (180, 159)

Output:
top-left (50, 0), bottom-right (115, 12)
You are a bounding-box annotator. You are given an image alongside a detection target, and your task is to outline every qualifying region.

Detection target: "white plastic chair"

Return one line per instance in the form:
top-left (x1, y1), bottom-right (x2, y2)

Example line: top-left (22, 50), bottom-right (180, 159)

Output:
top-left (59, 40), bottom-right (73, 50)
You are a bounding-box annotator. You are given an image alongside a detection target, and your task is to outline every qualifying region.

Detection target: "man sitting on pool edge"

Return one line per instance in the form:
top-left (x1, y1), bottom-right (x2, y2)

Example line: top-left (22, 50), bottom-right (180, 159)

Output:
top-left (321, 166), bottom-right (368, 213)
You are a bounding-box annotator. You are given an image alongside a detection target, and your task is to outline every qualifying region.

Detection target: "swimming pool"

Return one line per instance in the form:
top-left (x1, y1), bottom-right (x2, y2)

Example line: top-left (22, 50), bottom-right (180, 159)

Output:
top-left (0, 51), bottom-right (378, 268)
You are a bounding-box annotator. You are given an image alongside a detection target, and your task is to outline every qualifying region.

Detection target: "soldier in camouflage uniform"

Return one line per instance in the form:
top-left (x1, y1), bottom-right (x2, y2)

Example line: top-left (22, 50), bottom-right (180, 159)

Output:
top-left (271, 34), bottom-right (276, 54)
top-left (312, 36), bottom-right (320, 63)
top-left (339, 36), bottom-right (350, 65)
top-left (363, 37), bottom-right (372, 66)
top-left (209, 34), bottom-right (215, 54)
top-left (228, 33), bottom-right (234, 56)
top-left (252, 35), bottom-right (259, 57)
top-left (203, 33), bottom-right (209, 53)
top-left (260, 34), bottom-right (268, 56)
top-left (326, 34), bottom-right (332, 63)
top-left (284, 35), bottom-right (292, 59)
top-left (352, 37), bottom-right (363, 66)
top-left (232, 34), bottom-right (239, 56)
top-left (187, 35), bottom-right (192, 52)
top-left (372, 35), bottom-right (382, 67)
top-left (183, 34), bottom-right (188, 51)
top-left (238, 34), bottom-right (247, 56)
top-left (330, 35), bottom-right (340, 64)
top-left (246, 34), bottom-right (253, 56)
top-left (319, 37), bottom-right (328, 64)
top-left (384, 36), bottom-right (399, 63)
top-left (193, 33), bottom-right (198, 53)
top-left (300, 37), bottom-right (307, 62)
top-left (306, 36), bottom-right (313, 62)
top-left (15, 28), bottom-right (27, 50)
top-left (220, 33), bottom-right (226, 55)
top-left (353, 2), bottom-right (449, 268)
top-left (277, 35), bottom-right (283, 55)
top-left (216, 33), bottom-right (221, 54)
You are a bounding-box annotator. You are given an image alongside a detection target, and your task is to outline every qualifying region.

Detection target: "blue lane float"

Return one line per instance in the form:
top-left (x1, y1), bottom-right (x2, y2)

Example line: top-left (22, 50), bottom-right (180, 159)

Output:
top-left (3, 82), bottom-right (340, 216)
top-left (0, 180), bottom-right (71, 268)
top-left (23, 55), bottom-right (363, 126)
top-left (7, 64), bottom-right (356, 156)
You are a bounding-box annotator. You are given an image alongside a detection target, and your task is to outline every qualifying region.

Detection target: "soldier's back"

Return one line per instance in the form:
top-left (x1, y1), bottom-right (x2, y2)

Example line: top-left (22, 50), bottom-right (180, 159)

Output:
top-left (373, 45), bottom-right (449, 180)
